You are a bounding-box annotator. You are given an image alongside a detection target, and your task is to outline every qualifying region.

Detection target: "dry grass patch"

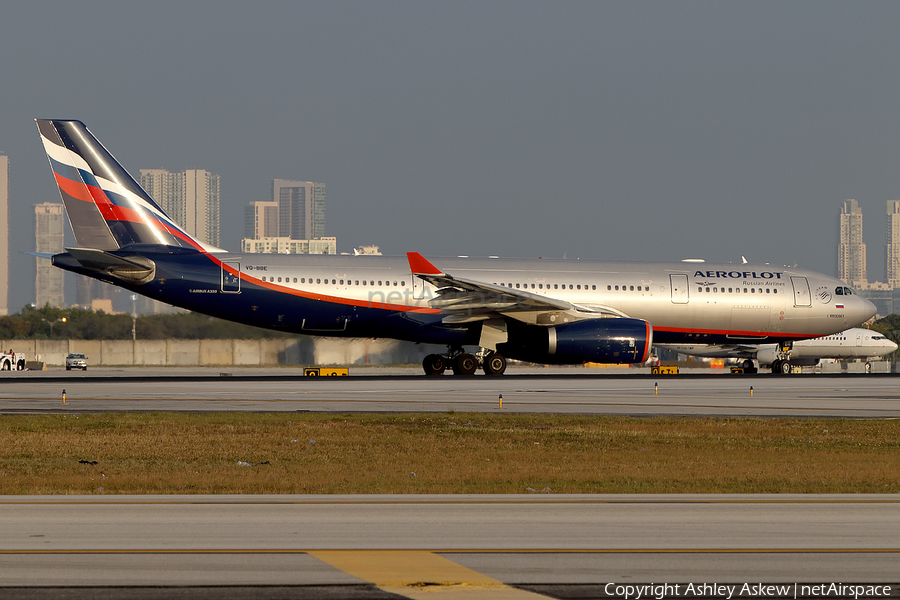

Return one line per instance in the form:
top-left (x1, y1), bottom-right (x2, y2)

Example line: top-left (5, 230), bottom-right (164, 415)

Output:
top-left (0, 413), bottom-right (897, 494)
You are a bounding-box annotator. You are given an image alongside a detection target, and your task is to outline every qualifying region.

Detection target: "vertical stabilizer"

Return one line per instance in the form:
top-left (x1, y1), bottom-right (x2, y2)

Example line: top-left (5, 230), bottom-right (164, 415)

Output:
top-left (35, 119), bottom-right (208, 251)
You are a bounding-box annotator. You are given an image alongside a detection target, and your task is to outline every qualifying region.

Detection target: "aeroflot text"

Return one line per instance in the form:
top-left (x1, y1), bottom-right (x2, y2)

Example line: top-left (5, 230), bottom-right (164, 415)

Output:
top-left (603, 582), bottom-right (892, 599)
top-left (694, 271), bottom-right (783, 279)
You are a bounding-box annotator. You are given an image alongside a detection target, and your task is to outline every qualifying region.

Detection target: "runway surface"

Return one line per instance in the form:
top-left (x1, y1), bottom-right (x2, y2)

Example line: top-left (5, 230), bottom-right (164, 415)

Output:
top-left (4, 370), bottom-right (899, 598)
top-left (1, 367), bottom-right (899, 416)
top-left (1, 494), bottom-right (898, 598)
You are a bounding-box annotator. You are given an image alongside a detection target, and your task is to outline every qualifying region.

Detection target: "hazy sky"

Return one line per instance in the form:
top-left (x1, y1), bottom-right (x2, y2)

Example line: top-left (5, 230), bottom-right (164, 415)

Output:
top-left (2, 1), bottom-right (900, 311)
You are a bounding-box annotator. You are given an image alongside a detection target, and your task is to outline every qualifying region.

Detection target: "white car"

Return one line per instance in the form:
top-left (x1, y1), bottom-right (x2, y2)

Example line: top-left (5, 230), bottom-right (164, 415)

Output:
top-left (66, 353), bottom-right (87, 371)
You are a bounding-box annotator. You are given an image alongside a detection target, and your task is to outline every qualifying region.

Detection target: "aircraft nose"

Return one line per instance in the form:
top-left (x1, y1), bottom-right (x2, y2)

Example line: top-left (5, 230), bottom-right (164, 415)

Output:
top-left (859, 296), bottom-right (877, 323)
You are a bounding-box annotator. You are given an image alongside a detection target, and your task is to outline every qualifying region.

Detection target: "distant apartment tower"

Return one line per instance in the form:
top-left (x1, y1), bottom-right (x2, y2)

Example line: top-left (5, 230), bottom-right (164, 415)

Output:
top-left (272, 179), bottom-right (326, 240)
top-left (35, 203), bottom-right (65, 308)
top-left (0, 155), bottom-right (7, 315)
top-left (887, 201), bottom-right (900, 288)
top-left (838, 199), bottom-right (867, 286)
top-left (244, 201), bottom-right (279, 239)
top-left (139, 168), bottom-right (221, 247)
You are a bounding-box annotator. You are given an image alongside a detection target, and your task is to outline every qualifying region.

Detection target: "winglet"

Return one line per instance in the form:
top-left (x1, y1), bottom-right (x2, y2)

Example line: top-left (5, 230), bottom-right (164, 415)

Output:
top-left (407, 252), bottom-right (443, 276)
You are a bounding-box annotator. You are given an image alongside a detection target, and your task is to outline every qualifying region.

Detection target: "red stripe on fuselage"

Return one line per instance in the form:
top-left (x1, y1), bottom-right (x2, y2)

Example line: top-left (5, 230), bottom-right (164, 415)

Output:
top-left (215, 258), bottom-right (440, 313)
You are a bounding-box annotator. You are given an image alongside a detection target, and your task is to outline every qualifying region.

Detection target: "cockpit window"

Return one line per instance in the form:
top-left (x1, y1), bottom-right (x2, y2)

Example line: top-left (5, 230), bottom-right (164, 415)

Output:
top-left (843, 287), bottom-right (853, 295)
top-left (835, 287), bottom-right (843, 296)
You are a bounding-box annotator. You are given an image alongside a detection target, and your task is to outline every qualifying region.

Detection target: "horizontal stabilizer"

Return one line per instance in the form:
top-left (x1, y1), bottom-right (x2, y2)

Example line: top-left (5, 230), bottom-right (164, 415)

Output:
top-left (63, 247), bottom-right (156, 284)
top-left (24, 252), bottom-right (56, 260)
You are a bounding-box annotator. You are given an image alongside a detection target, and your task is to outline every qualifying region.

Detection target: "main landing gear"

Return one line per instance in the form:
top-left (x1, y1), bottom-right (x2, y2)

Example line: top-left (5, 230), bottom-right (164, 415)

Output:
top-left (770, 359), bottom-right (793, 375)
top-left (422, 348), bottom-right (508, 376)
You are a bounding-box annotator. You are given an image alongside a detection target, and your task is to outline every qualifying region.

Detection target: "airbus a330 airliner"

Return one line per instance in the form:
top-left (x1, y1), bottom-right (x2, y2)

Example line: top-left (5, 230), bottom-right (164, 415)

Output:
top-left (36, 119), bottom-right (876, 375)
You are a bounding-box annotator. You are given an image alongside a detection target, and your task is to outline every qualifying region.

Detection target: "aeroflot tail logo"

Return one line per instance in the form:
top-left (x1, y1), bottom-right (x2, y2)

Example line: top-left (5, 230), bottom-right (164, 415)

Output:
top-left (694, 270), bottom-right (784, 279)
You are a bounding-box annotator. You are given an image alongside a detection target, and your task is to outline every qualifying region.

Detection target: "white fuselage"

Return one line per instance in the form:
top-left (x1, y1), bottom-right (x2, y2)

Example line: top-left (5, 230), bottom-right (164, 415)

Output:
top-left (664, 328), bottom-right (896, 364)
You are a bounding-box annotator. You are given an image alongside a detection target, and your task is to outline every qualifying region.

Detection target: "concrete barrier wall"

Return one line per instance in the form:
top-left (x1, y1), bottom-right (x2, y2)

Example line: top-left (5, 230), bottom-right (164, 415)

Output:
top-left (134, 340), bottom-right (167, 366)
top-left (200, 340), bottom-right (233, 365)
top-left (233, 340), bottom-right (261, 365)
top-left (102, 341), bottom-right (135, 366)
top-left (167, 340), bottom-right (200, 366)
top-left (0, 337), bottom-right (341, 367)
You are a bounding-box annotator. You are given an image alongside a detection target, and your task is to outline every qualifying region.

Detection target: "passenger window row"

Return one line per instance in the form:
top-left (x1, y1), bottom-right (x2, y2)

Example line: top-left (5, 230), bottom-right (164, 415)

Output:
top-left (260, 277), bottom-right (405, 287)
top-left (492, 283), bottom-right (603, 291)
top-left (696, 287), bottom-right (779, 294)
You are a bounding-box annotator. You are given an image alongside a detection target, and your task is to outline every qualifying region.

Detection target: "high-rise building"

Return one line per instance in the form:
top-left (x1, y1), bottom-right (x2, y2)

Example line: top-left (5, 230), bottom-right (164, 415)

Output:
top-left (242, 180), bottom-right (330, 254)
top-left (272, 179), bottom-right (326, 240)
top-left (0, 155), bottom-right (8, 315)
top-left (838, 199), bottom-right (867, 287)
top-left (35, 203), bottom-right (65, 308)
top-left (886, 201), bottom-right (900, 288)
top-left (244, 201), bottom-right (280, 239)
top-left (185, 169), bottom-right (220, 248)
top-left (139, 168), bottom-right (221, 247)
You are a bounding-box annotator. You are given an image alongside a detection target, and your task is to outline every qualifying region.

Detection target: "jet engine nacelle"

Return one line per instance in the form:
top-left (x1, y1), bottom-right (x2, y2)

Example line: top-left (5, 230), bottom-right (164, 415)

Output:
top-left (497, 318), bottom-right (653, 365)
top-left (756, 347), bottom-right (777, 366)
top-left (756, 346), bottom-right (818, 367)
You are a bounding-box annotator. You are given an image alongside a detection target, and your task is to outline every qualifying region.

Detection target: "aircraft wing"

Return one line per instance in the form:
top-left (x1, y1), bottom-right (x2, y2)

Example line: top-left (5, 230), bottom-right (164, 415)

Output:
top-left (407, 252), bottom-right (621, 324)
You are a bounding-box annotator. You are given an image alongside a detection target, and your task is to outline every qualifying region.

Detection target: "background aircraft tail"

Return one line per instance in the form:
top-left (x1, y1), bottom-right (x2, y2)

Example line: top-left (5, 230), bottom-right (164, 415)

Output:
top-left (35, 119), bottom-right (210, 252)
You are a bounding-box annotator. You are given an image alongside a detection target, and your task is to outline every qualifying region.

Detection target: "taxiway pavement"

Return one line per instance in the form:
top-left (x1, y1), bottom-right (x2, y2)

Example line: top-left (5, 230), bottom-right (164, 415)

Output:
top-left (0, 494), bottom-right (897, 595)
top-left (0, 368), bottom-right (898, 416)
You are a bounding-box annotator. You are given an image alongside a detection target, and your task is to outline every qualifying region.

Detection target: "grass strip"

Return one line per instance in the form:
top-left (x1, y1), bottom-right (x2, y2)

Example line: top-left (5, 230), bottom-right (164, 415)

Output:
top-left (0, 413), bottom-right (898, 494)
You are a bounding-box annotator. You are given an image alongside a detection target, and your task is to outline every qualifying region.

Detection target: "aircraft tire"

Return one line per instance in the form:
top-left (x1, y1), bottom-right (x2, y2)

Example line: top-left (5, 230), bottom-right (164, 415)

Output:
top-left (423, 354), bottom-right (446, 376)
top-left (771, 360), bottom-right (782, 374)
top-left (780, 361), bottom-right (792, 375)
top-left (482, 353), bottom-right (507, 376)
top-left (742, 359), bottom-right (754, 370)
top-left (865, 362), bottom-right (872, 374)
top-left (452, 353), bottom-right (478, 376)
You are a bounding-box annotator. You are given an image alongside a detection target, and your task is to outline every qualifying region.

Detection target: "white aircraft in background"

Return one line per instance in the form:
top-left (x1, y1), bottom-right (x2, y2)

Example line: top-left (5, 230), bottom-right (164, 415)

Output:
top-left (662, 328), bottom-right (897, 374)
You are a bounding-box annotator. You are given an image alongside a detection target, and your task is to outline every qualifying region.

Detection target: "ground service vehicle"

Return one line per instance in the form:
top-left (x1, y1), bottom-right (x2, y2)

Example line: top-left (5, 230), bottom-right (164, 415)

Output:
top-left (0, 351), bottom-right (26, 371)
top-left (66, 353), bottom-right (87, 371)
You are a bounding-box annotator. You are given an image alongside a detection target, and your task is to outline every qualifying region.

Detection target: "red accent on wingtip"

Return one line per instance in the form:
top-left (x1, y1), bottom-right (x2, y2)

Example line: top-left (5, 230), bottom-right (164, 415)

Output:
top-left (407, 252), bottom-right (443, 276)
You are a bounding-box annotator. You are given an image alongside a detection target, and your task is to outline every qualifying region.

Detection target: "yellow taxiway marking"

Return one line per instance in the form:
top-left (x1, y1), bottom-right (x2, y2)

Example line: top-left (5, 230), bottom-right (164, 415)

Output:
top-left (309, 550), bottom-right (547, 599)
